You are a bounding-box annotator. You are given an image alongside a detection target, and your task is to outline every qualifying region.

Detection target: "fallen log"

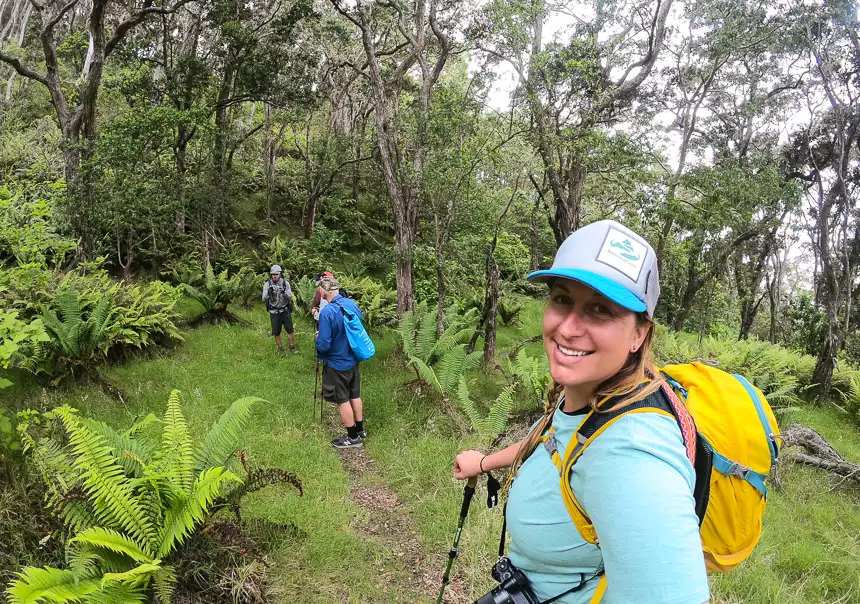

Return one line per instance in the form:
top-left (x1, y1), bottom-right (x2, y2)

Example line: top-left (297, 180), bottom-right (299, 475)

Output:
top-left (776, 423), bottom-right (860, 489)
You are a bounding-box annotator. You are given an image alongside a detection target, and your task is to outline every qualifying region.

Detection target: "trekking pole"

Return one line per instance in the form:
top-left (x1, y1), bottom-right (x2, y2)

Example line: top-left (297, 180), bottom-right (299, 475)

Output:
top-left (313, 359), bottom-right (321, 422)
top-left (436, 476), bottom-right (478, 604)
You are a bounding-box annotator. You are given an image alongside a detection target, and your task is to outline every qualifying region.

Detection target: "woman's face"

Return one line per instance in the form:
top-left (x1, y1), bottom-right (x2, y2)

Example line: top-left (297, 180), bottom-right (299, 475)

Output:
top-left (543, 279), bottom-right (648, 397)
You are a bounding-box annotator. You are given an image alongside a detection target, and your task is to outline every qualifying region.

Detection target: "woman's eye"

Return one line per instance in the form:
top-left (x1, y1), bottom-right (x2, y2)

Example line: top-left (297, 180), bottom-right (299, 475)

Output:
top-left (552, 294), bottom-right (572, 305)
top-left (591, 303), bottom-right (612, 316)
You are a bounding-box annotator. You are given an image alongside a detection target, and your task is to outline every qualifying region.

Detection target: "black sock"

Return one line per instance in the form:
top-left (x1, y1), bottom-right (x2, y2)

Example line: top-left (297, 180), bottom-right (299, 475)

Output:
top-left (346, 425), bottom-right (358, 439)
top-left (355, 420), bottom-right (364, 432)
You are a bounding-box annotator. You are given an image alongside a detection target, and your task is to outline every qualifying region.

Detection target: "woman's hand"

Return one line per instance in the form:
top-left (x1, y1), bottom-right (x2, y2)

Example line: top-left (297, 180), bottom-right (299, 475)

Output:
top-left (454, 450), bottom-right (485, 480)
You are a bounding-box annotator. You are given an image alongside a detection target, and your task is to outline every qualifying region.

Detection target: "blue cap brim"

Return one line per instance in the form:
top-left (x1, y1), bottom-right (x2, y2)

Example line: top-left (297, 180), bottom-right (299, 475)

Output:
top-left (527, 268), bottom-right (646, 313)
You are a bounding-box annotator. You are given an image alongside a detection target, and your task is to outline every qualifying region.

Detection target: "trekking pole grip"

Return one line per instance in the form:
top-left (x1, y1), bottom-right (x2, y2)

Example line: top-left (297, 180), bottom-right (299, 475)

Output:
top-left (461, 477), bottom-right (477, 517)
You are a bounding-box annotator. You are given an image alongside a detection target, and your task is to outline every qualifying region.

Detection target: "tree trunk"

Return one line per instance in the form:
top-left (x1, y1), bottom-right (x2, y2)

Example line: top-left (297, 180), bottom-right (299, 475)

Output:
top-left (483, 256), bottom-right (500, 366)
top-left (529, 194), bottom-right (541, 272)
top-left (434, 215), bottom-right (446, 338)
top-left (812, 310), bottom-right (839, 404)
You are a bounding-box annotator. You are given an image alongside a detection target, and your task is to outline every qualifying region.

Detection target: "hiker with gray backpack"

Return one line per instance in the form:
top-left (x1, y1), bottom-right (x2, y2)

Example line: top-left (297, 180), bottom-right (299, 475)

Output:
top-left (262, 265), bottom-right (297, 355)
top-left (315, 274), bottom-right (375, 449)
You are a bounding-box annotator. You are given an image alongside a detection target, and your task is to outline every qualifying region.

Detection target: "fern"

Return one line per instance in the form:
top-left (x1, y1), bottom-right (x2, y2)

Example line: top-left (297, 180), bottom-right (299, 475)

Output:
top-left (193, 396), bottom-right (264, 474)
top-left (157, 467), bottom-right (240, 558)
top-left (157, 390), bottom-right (194, 493)
top-left (455, 379), bottom-right (515, 437)
top-left (8, 391), bottom-right (293, 604)
top-left (6, 567), bottom-right (102, 604)
top-left (481, 386), bottom-right (516, 436)
top-left (55, 406), bottom-right (159, 554)
top-left (70, 528), bottom-right (154, 564)
top-left (82, 583), bottom-right (148, 604)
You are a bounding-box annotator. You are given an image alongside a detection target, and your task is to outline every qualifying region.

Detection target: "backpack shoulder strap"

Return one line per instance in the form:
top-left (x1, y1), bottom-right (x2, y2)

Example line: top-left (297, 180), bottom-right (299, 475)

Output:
top-left (559, 385), bottom-right (711, 546)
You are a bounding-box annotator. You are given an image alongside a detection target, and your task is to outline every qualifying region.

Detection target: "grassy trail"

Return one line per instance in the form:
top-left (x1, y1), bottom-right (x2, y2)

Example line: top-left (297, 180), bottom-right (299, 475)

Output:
top-left (3, 301), bottom-right (860, 602)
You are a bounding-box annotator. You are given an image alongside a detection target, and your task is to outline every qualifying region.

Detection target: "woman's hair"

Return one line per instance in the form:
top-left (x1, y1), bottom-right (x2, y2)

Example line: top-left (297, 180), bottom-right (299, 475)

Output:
top-left (506, 312), bottom-right (662, 486)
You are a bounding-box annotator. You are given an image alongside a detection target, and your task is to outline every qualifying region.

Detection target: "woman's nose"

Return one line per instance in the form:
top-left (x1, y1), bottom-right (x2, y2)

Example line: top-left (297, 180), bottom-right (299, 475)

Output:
top-left (557, 308), bottom-right (586, 338)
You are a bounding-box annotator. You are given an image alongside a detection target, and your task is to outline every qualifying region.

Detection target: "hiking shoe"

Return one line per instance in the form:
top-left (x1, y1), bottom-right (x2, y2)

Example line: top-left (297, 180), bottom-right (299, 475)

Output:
top-left (332, 436), bottom-right (363, 449)
top-left (357, 429), bottom-right (367, 439)
top-left (289, 346), bottom-right (298, 354)
top-left (277, 347), bottom-right (285, 356)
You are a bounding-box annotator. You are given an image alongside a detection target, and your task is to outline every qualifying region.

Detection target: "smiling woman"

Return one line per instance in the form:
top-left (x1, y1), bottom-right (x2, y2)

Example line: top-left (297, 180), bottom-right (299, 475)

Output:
top-left (454, 221), bottom-right (710, 604)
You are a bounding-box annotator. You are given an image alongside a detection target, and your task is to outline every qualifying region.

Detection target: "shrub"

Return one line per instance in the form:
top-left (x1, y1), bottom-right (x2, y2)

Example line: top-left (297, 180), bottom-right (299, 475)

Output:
top-left (497, 294), bottom-right (525, 327)
top-left (0, 309), bottom-right (48, 389)
top-left (652, 326), bottom-right (814, 407)
top-left (338, 273), bottom-right (397, 328)
top-left (397, 302), bottom-right (480, 396)
top-left (182, 263), bottom-right (247, 325)
top-left (6, 390), bottom-right (301, 604)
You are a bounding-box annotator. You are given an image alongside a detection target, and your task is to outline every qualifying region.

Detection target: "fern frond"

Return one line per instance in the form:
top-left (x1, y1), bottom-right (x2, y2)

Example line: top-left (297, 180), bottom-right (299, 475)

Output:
top-left (455, 377), bottom-right (483, 431)
top-left (80, 417), bottom-right (151, 478)
top-left (83, 583), bottom-right (148, 604)
top-left (100, 561), bottom-right (161, 587)
top-left (157, 467), bottom-right (241, 558)
top-left (5, 566), bottom-right (101, 604)
top-left (157, 390), bottom-right (194, 493)
top-left (55, 406), bottom-right (158, 554)
top-left (397, 310), bottom-right (419, 359)
top-left (70, 528), bottom-right (153, 564)
top-left (153, 565), bottom-right (176, 604)
top-left (481, 386), bottom-right (515, 437)
top-left (409, 356), bottom-right (443, 394)
top-left (193, 397), bottom-right (263, 474)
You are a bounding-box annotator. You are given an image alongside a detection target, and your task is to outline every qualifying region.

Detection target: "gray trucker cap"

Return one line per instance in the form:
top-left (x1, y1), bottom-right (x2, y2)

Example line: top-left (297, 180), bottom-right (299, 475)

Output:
top-left (527, 220), bottom-right (660, 317)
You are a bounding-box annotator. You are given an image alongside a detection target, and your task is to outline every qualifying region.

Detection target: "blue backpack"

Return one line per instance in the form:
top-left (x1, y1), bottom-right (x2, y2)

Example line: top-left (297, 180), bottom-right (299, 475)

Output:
top-left (331, 300), bottom-right (375, 361)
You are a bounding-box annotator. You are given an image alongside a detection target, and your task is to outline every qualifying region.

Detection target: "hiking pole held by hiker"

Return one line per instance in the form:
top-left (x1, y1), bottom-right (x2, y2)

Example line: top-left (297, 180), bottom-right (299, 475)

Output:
top-left (313, 358), bottom-right (321, 422)
top-left (437, 476), bottom-right (478, 604)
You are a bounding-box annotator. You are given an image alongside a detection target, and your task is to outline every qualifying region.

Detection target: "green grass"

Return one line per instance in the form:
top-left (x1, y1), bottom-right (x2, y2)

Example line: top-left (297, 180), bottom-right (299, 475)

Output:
top-left (2, 299), bottom-right (860, 602)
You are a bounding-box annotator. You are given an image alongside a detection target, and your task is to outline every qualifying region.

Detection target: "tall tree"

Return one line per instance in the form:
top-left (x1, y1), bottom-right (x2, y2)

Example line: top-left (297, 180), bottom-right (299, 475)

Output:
top-left (784, 0), bottom-right (860, 401)
top-left (332, 0), bottom-right (455, 314)
top-left (0, 0), bottom-right (194, 254)
top-left (474, 0), bottom-right (673, 244)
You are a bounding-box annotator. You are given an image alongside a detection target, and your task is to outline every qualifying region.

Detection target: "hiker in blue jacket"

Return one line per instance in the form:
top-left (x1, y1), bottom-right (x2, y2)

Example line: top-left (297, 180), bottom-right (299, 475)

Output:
top-left (316, 275), bottom-right (366, 449)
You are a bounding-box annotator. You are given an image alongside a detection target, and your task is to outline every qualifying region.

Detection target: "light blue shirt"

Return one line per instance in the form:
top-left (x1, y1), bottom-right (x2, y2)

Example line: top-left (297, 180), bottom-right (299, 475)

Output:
top-left (506, 408), bottom-right (710, 603)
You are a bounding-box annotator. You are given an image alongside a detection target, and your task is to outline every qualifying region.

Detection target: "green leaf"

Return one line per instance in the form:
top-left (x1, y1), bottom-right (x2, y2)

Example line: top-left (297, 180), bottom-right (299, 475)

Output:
top-left (193, 396), bottom-right (263, 474)
top-left (70, 528), bottom-right (153, 564)
top-left (6, 566), bottom-right (102, 604)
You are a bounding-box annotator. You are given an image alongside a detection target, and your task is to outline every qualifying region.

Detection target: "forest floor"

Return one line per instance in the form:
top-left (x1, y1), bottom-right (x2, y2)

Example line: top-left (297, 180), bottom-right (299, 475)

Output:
top-left (2, 301), bottom-right (860, 603)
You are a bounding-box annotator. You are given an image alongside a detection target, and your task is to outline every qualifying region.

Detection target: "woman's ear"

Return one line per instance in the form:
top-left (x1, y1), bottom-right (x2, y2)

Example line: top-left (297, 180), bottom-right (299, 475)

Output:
top-left (630, 321), bottom-right (649, 353)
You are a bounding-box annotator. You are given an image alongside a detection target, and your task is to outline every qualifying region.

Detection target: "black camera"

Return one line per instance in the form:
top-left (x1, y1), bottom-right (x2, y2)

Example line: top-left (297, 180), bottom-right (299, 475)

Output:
top-left (474, 557), bottom-right (541, 604)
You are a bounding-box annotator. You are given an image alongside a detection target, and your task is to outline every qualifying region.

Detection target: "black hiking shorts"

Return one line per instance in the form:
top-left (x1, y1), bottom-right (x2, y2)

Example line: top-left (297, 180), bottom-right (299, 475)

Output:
top-left (322, 364), bottom-right (361, 404)
top-left (269, 309), bottom-right (294, 336)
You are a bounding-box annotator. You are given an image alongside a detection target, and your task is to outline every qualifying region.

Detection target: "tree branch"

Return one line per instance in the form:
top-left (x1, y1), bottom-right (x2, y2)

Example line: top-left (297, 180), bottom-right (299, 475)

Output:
top-left (105, 0), bottom-right (197, 58)
top-left (0, 50), bottom-right (48, 86)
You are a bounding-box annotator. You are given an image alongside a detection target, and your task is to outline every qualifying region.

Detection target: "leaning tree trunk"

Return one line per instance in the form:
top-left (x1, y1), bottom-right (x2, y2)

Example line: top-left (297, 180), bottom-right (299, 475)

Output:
top-left (779, 423), bottom-right (860, 488)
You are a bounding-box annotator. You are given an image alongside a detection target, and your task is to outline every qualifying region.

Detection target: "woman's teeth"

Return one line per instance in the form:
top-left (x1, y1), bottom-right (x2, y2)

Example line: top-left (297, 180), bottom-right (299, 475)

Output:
top-left (557, 344), bottom-right (593, 357)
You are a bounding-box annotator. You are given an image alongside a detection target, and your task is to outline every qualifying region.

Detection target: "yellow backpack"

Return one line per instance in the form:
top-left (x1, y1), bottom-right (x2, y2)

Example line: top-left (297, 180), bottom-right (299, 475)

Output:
top-left (554, 362), bottom-right (781, 598)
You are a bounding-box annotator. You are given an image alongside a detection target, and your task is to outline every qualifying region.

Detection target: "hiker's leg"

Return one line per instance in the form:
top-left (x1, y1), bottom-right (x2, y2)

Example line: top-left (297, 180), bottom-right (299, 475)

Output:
top-left (285, 312), bottom-right (296, 350)
top-left (349, 398), bottom-right (363, 422)
top-left (349, 366), bottom-right (362, 421)
top-left (338, 400), bottom-right (355, 428)
top-left (271, 313), bottom-right (283, 349)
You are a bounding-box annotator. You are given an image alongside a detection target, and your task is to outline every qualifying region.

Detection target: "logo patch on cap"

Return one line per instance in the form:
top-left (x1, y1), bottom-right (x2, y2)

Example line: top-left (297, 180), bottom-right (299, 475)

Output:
top-left (596, 228), bottom-right (648, 281)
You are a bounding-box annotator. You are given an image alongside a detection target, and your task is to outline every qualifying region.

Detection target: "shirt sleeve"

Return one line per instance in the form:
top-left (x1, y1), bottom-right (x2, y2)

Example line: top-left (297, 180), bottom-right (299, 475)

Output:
top-left (315, 307), bottom-right (333, 355)
top-left (285, 281), bottom-right (294, 300)
top-left (573, 413), bottom-right (710, 604)
top-left (261, 281), bottom-right (269, 303)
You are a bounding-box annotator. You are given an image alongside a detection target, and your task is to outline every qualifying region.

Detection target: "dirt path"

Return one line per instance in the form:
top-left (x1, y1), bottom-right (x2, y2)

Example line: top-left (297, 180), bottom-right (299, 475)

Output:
top-left (325, 413), bottom-right (468, 603)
